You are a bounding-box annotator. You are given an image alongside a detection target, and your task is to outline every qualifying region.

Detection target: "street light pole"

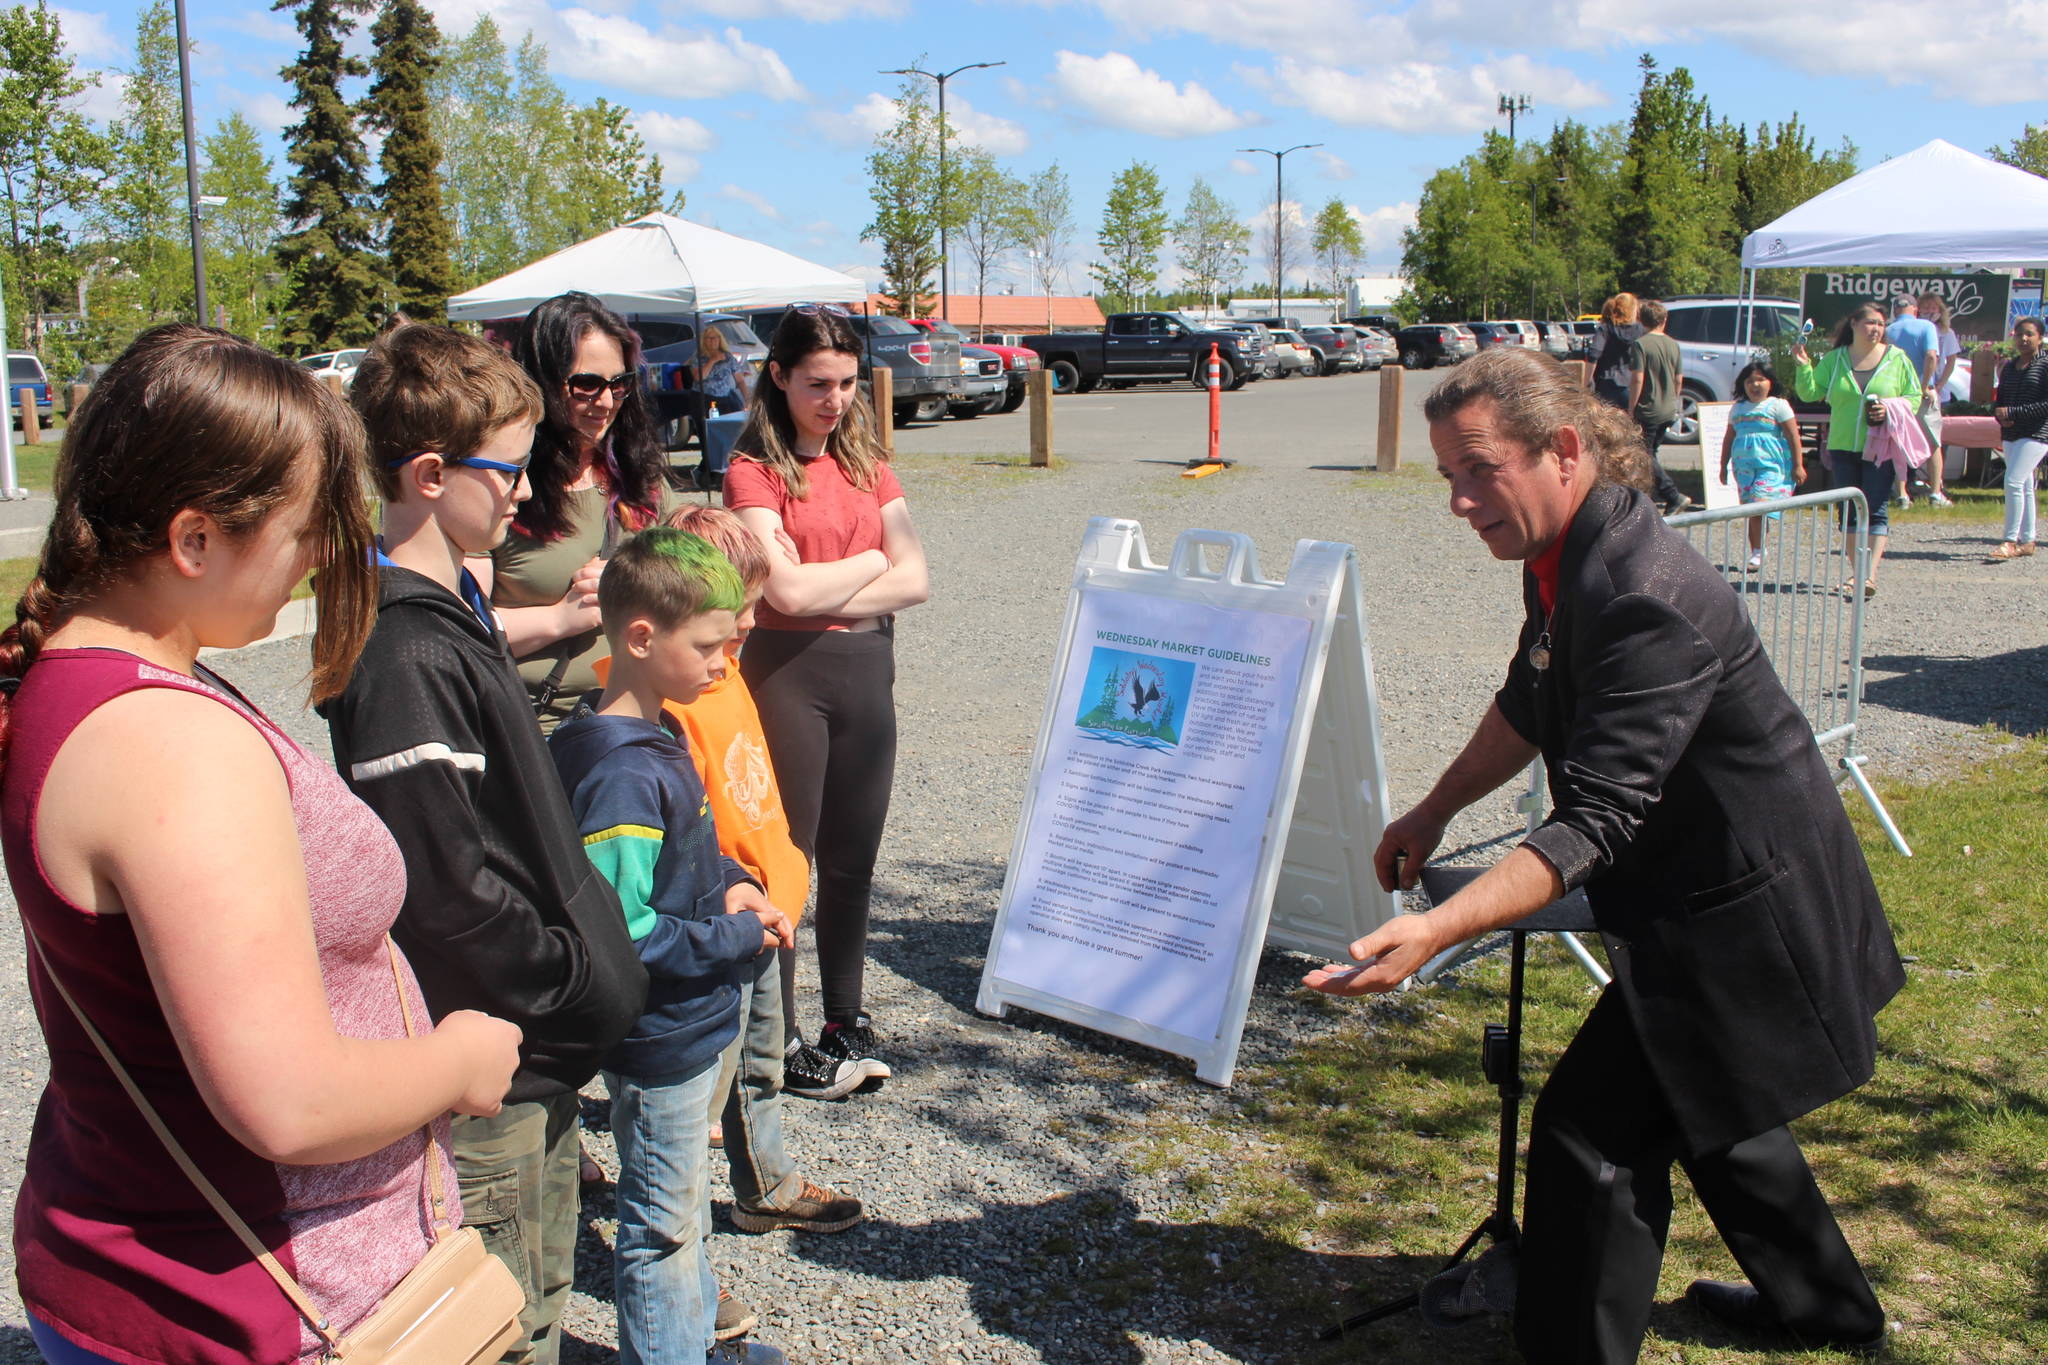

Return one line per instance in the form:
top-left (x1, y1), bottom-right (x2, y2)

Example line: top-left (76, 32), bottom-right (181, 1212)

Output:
top-left (1239, 143), bottom-right (1320, 317)
top-left (881, 61), bottom-right (1005, 322)
top-left (173, 0), bottom-right (210, 325)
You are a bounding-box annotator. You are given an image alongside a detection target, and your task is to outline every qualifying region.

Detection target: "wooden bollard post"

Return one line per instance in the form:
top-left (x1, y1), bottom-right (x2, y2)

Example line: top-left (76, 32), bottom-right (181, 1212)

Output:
top-left (1971, 345), bottom-right (1999, 405)
top-left (871, 367), bottom-right (894, 455)
top-left (1028, 368), bottom-right (1054, 468)
top-left (16, 388), bottom-right (39, 447)
top-left (69, 383), bottom-right (88, 416)
top-left (1571, 359), bottom-right (1591, 390)
top-left (1375, 364), bottom-right (1402, 471)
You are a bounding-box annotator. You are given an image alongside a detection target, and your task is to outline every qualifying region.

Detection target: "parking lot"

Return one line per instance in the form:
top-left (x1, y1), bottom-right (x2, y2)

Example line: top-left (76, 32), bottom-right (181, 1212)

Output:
top-left (878, 364), bottom-right (1708, 478)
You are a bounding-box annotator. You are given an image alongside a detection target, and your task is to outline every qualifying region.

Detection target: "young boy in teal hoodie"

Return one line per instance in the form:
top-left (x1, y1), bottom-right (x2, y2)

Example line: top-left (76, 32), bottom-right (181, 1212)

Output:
top-left (548, 528), bottom-right (794, 1365)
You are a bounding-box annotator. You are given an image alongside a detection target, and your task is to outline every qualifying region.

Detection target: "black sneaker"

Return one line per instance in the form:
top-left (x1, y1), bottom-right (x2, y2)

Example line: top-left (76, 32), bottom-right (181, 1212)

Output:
top-left (819, 1015), bottom-right (892, 1083)
top-left (782, 1034), bottom-right (863, 1101)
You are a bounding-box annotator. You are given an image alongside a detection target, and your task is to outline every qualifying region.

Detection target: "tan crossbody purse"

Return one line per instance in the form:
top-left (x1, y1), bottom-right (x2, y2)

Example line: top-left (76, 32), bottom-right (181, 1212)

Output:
top-left (26, 929), bottom-right (525, 1363)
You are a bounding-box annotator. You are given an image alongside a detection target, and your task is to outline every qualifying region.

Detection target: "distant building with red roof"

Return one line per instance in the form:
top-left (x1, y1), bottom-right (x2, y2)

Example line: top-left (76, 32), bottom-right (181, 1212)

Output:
top-left (866, 294), bottom-right (1106, 333)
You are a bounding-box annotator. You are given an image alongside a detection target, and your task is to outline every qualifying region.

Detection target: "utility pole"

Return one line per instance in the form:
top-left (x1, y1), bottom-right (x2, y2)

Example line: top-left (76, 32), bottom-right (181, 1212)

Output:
top-left (881, 61), bottom-right (1006, 322)
top-left (1239, 143), bottom-right (1320, 316)
top-left (174, 0), bottom-right (210, 325)
top-left (1498, 92), bottom-right (1531, 146)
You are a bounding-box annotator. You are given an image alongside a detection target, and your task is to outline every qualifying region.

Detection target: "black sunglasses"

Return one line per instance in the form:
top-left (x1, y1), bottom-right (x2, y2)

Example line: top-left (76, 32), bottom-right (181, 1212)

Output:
top-left (564, 370), bottom-right (634, 401)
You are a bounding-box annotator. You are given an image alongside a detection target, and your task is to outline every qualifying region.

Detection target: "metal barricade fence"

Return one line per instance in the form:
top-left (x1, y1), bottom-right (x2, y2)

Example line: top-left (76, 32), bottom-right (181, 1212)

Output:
top-left (1666, 487), bottom-right (1910, 857)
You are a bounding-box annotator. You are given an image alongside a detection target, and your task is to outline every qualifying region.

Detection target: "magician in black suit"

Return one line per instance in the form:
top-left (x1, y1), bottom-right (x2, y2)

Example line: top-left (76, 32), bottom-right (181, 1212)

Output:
top-left (1307, 348), bottom-right (1904, 1363)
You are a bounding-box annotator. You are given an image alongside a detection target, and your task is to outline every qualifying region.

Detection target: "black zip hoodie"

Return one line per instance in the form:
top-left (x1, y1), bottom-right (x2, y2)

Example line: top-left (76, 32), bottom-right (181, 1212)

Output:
top-left (320, 564), bottom-right (647, 1101)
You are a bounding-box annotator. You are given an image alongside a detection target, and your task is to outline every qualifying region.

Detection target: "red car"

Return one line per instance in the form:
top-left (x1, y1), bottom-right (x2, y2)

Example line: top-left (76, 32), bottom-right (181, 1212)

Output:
top-left (906, 318), bottom-right (1040, 413)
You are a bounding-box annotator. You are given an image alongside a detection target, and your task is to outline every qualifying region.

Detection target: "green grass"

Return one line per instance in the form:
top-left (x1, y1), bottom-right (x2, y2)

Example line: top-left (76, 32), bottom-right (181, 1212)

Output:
top-left (4, 438), bottom-right (60, 492)
top-left (1118, 733), bottom-right (2048, 1362)
top-left (0, 555), bottom-right (315, 607)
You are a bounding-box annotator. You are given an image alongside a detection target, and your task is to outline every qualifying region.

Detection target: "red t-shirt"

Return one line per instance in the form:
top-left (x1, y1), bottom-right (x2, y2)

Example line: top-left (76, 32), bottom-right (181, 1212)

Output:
top-left (723, 453), bottom-right (906, 632)
top-left (1528, 532), bottom-right (1567, 615)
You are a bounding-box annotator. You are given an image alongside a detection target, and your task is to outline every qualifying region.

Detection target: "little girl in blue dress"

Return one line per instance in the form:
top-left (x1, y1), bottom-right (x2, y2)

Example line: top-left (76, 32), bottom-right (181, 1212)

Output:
top-left (1719, 361), bottom-right (1807, 571)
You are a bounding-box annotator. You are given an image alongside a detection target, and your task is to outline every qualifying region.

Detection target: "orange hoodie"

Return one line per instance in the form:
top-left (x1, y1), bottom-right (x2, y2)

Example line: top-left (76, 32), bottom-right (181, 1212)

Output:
top-left (592, 657), bottom-right (810, 922)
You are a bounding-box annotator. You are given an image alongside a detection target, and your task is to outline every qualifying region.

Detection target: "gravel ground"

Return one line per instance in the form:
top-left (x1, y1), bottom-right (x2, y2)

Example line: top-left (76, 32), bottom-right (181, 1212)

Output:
top-left (0, 379), bottom-right (2041, 1363)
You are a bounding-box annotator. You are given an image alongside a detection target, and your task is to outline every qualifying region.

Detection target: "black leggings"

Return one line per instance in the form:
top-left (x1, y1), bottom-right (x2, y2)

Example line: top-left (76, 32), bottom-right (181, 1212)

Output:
top-left (740, 624), bottom-right (897, 1031)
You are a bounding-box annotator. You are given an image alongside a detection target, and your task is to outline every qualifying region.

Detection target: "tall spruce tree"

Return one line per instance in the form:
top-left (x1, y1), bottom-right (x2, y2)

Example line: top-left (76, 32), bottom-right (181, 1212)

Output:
top-left (365, 0), bottom-right (454, 323)
top-left (1613, 55), bottom-right (1739, 299)
top-left (274, 0), bottom-right (384, 349)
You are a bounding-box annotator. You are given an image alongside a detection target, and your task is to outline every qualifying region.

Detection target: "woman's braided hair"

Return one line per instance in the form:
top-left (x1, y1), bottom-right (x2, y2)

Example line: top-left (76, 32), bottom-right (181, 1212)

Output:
top-left (0, 325), bottom-right (376, 752)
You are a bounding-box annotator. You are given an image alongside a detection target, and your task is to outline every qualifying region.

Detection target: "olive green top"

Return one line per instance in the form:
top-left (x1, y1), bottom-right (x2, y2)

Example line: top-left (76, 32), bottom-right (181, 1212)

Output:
top-left (489, 484), bottom-right (683, 731)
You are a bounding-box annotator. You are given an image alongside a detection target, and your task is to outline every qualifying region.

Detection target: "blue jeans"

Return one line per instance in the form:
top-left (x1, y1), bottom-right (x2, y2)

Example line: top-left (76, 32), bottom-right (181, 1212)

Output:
top-left (31, 1317), bottom-right (121, 1365)
top-left (1825, 450), bottom-right (1895, 536)
top-left (711, 944), bottom-right (802, 1210)
top-left (606, 1061), bottom-right (723, 1365)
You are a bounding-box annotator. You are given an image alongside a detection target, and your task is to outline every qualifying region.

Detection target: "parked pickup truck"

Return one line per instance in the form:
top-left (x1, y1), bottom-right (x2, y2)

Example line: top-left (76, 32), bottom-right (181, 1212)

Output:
top-left (1021, 312), bottom-right (1257, 394)
top-left (739, 306), bottom-right (964, 424)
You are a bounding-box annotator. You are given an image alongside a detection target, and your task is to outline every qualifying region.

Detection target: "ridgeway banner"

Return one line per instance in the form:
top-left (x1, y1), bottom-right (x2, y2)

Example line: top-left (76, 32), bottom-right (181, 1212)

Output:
top-left (1800, 271), bottom-right (2012, 344)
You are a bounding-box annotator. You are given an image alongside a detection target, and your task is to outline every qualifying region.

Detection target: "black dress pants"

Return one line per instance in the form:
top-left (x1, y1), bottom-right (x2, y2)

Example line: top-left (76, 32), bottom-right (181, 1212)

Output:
top-left (1514, 989), bottom-right (1883, 1365)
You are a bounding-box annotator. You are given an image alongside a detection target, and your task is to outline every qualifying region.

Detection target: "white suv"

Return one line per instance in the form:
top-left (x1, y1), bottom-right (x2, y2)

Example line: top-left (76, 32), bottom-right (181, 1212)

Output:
top-left (1658, 296), bottom-right (1801, 443)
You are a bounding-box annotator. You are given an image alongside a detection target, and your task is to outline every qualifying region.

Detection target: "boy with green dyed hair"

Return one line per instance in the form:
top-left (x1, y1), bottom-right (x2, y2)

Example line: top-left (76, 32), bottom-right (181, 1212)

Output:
top-left (548, 527), bottom-right (795, 1365)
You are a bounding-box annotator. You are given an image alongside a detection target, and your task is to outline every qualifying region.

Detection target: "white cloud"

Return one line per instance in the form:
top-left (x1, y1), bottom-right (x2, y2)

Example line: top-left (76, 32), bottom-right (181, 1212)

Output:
top-left (1227, 156), bottom-right (1260, 176)
top-left (424, 0), bottom-right (802, 101)
top-left (1047, 51), bottom-right (1249, 138)
top-left (51, 6), bottom-right (120, 61)
top-left (1248, 55), bottom-right (1604, 134)
top-left (801, 218), bottom-right (834, 235)
top-left (633, 109), bottom-right (714, 180)
top-left (217, 11), bottom-right (300, 44)
top-left (718, 184), bottom-right (782, 220)
top-left (1348, 200), bottom-right (1416, 263)
top-left (240, 92), bottom-right (298, 135)
top-left (66, 68), bottom-right (123, 124)
top-left (810, 90), bottom-right (1030, 157)
top-left (673, 0), bottom-right (906, 18)
top-left (1313, 148), bottom-right (1354, 181)
top-left (1074, 0), bottom-right (2046, 107)
top-left (950, 97), bottom-right (1031, 158)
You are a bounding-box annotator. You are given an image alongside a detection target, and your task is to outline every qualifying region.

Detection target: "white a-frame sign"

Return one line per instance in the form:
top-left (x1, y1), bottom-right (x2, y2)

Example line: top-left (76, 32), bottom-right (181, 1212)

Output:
top-left (976, 518), bottom-right (1399, 1086)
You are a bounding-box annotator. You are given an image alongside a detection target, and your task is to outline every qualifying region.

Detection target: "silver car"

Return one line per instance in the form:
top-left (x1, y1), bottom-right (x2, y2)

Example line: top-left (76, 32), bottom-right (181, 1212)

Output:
top-left (1658, 296), bottom-right (1801, 443)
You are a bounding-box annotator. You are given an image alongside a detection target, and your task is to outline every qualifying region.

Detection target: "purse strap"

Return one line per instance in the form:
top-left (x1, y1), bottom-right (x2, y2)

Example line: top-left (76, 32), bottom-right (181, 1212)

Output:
top-left (23, 923), bottom-right (449, 1351)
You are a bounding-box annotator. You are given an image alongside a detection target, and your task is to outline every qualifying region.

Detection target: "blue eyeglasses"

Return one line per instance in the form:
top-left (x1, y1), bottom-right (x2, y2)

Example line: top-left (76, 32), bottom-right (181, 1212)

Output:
top-left (387, 451), bottom-right (531, 476)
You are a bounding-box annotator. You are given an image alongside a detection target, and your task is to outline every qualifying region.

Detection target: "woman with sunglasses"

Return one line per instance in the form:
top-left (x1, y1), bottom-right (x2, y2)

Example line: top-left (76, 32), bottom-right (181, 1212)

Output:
top-left (481, 291), bottom-right (684, 730)
top-left (724, 306), bottom-right (929, 1097)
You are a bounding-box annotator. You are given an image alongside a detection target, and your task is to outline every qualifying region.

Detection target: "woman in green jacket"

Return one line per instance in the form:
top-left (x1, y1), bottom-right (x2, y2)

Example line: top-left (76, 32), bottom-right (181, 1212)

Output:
top-left (1793, 302), bottom-right (1924, 598)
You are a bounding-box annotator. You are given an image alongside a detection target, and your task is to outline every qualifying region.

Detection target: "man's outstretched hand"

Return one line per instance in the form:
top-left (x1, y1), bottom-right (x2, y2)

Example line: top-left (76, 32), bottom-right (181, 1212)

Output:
top-left (1302, 912), bottom-right (1444, 996)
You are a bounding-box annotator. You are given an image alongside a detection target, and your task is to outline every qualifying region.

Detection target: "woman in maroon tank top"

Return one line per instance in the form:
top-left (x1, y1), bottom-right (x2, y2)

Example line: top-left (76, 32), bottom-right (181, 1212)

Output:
top-left (0, 326), bottom-right (523, 1364)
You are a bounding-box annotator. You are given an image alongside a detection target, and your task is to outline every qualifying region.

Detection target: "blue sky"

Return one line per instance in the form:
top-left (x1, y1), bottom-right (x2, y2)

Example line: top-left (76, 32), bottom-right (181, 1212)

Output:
top-left (50, 0), bottom-right (2048, 295)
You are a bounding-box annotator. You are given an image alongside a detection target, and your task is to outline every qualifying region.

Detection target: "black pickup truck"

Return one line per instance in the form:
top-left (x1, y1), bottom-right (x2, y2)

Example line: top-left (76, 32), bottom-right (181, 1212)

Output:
top-left (1021, 312), bottom-right (1258, 394)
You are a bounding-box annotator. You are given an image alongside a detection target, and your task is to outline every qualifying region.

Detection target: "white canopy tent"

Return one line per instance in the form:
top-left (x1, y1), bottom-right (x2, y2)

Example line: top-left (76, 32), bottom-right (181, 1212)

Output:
top-left (1735, 139), bottom-right (2048, 342)
top-left (446, 212), bottom-right (867, 321)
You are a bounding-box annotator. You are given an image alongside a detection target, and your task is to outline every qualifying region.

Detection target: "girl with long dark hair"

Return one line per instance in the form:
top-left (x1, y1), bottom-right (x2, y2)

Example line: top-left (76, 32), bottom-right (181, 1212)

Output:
top-left (0, 326), bottom-right (519, 1364)
top-left (482, 291), bottom-right (682, 729)
top-left (723, 307), bottom-right (929, 1098)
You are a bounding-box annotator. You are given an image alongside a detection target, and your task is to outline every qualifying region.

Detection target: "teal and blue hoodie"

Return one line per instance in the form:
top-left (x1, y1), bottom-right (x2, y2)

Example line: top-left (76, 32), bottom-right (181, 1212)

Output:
top-left (548, 697), bottom-right (763, 1080)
